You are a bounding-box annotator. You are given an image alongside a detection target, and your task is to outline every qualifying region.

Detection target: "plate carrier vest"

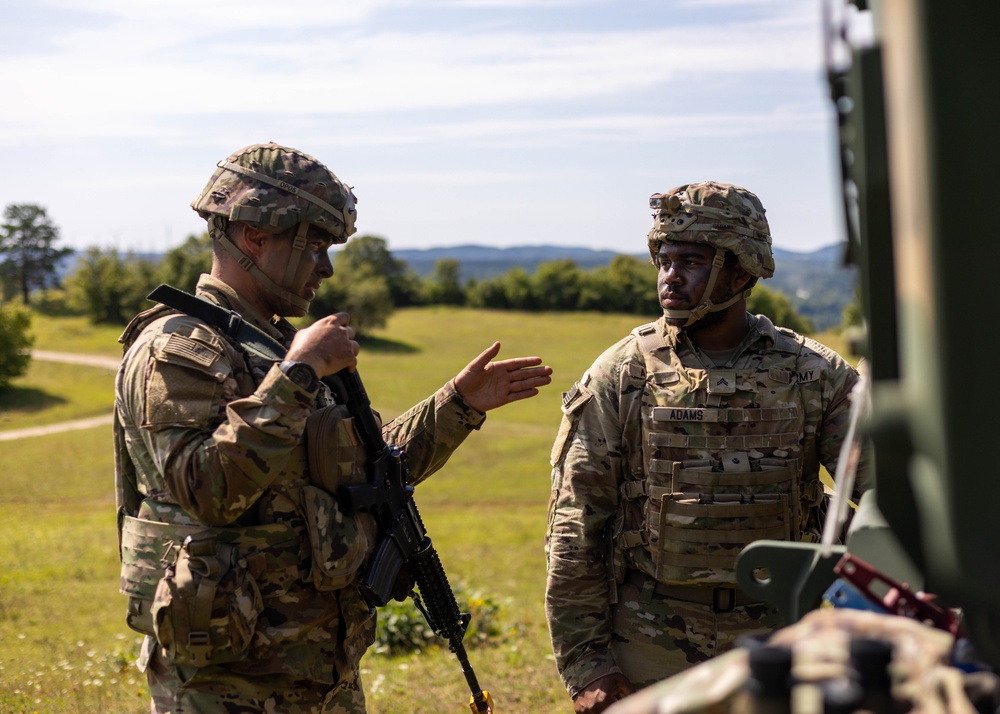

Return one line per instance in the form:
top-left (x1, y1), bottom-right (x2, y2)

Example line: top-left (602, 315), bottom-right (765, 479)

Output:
top-left (616, 322), bottom-right (826, 587)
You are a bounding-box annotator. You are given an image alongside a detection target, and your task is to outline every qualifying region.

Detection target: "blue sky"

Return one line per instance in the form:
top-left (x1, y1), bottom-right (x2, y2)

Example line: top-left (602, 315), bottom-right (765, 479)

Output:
top-left (0, 0), bottom-right (848, 256)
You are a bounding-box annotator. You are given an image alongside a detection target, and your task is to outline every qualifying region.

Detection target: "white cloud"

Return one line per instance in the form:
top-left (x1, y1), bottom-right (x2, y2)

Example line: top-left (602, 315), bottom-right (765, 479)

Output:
top-left (285, 105), bottom-right (828, 153)
top-left (0, 1), bottom-right (842, 253)
top-left (40, 0), bottom-right (391, 34)
top-left (0, 19), bottom-right (820, 145)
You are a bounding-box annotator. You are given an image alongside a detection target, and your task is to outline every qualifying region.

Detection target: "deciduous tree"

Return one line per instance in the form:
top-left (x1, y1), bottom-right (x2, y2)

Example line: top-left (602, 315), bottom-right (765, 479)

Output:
top-left (421, 259), bottom-right (465, 305)
top-left (748, 284), bottom-right (814, 334)
top-left (579, 257), bottom-right (645, 313)
top-left (311, 236), bottom-right (402, 334)
top-left (64, 248), bottom-right (158, 324)
top-left (0, 204), bottom-right (73, 303)
top-left (157, 232), bottom-right (212, 293)
top-left (333, 234), bottom-right (422, 306)
top-left (532, 259), bottom-right (582, 311)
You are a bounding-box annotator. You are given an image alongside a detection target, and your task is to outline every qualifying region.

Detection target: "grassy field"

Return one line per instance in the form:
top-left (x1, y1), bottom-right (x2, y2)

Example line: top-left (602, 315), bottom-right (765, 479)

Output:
top-left (0, 308), bottom-right (851, 713)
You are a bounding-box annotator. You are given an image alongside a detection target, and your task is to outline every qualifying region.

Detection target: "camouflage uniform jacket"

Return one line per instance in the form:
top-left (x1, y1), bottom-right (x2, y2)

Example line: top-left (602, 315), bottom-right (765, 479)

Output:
top-left (545, 314), bottom-right (867, 696)
top-left (114, 274), bottom-right (486, 684)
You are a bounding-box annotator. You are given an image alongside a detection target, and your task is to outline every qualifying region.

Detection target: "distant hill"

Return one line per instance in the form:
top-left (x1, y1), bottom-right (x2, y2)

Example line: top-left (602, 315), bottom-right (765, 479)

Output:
top-left (394, 244), bottom-right (625, 280)
top-left (767, 245), bottom-right (857, 333)
top-left (394, 243), bottom-right (857, 331)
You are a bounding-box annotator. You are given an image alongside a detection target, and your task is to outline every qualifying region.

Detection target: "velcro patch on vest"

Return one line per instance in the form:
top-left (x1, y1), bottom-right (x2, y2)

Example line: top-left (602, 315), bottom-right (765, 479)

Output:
top-left (707, 369), bottom-right (736, 394)
top-left (560, 381), bottom-right (593, 415)
top-left (651, 369), bottom-right (680, 386)
top-left (651, 407), bottom-right (720, 422)
top-left (768, 367), bottom-right (792, 384)
top-left (160, 332), bottom-right (220, 368)
top-left (648, 431), bottom-right (802, 451)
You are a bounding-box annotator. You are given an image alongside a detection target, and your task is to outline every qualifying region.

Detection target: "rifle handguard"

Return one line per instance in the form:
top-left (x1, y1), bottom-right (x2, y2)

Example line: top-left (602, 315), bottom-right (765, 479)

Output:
top-left (411, 538), bottom-right (465, 639)
top-left (331, 368), bottom-right (495, 711)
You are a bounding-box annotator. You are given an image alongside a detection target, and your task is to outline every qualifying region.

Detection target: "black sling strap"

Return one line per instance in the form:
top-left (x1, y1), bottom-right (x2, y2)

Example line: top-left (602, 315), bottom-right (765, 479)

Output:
top-left (146, 284), bottom-right (287, 362)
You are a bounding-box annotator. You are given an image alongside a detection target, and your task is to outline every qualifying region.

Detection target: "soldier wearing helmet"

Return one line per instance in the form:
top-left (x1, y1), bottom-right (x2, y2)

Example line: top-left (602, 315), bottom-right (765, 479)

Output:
top-left (544, 181), bottom-right (868, 713)
top-left (114, 142), bottom-right (552, 713)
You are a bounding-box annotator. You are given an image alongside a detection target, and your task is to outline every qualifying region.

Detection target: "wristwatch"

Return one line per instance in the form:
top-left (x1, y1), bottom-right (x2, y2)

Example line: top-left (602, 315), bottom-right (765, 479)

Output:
top-left (279, 360), bottom-right (318, 392)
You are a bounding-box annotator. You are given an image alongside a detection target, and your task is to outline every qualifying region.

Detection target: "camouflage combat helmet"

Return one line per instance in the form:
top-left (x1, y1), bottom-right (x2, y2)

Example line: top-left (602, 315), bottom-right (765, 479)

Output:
top-left (647, 181), bottom-right (773, 326)
top-left (191, 142), bottom-right (357, 316)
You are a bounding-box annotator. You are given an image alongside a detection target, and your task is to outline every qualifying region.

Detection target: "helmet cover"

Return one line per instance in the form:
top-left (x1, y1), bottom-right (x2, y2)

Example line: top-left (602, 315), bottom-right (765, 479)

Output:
top-left (192, 142), bottom-right (357, 242)
top-left (647, 181), bottom-right (773, 279)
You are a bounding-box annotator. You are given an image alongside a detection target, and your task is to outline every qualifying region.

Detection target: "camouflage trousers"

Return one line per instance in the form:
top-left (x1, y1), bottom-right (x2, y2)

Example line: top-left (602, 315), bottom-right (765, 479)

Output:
top-left (610, 571), bottom-right (783, 688)
top-left (145, 647), bottom-right (367, 714)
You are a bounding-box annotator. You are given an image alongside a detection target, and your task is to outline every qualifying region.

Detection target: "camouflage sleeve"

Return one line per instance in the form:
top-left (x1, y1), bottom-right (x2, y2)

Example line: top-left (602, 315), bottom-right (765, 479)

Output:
top-left (380, 379), bottom-right (486, 486)
top-left (811, 342), bottom-right (872, 498)
top-left (545, 342), bottom-right (631, 697)
top-left (119, 316), bottom-right (314, 526)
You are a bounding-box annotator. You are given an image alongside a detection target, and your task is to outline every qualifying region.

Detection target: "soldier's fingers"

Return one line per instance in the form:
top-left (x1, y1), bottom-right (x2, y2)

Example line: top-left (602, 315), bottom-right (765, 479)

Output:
top-left (495, 356), bottom-right (544, 371)
top-left (513, 374), bottom-right (552, 391)
top-left (465, 342), bottom-right (501, 371)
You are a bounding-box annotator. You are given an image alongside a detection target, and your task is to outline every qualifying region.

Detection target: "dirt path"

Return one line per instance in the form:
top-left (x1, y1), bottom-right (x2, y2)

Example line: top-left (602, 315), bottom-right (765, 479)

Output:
top-left (31, 350), bottom-right (121, 371)
top-left (0, 351), bottom-right (120, 442)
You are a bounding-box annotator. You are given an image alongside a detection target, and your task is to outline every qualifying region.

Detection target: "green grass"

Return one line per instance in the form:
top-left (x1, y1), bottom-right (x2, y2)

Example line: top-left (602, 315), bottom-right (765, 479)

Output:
top-left (0, 360), bottom-right (116, 432)
top-left (27, 315), bottom-right (125, 357)
top-left (0, 424), bottom-right (139, 714)
top-left (0, 314), bottom-right (122, 431)
top-left (0, 307), bottom-right (855, 714)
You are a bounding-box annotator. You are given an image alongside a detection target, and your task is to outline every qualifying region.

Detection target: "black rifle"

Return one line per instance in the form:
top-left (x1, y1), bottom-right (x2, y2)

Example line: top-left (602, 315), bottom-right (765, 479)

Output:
top-left (331, 369), bottom-right (494, 714)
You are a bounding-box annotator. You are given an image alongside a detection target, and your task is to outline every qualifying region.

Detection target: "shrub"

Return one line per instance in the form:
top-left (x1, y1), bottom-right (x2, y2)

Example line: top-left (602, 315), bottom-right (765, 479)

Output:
top-left (0, 302), bottom-right (34, 389)
top-left (29, 288), bottom-right (80, 316)
top-left (373, 584), bottom-right (503, 656)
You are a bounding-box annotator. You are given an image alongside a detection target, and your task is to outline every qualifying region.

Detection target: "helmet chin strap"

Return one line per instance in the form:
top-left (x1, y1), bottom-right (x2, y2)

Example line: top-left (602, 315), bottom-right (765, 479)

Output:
top-left (662, 247), bottom-right (752, 327)
top-left (210, 216), bottom-right (312, 317)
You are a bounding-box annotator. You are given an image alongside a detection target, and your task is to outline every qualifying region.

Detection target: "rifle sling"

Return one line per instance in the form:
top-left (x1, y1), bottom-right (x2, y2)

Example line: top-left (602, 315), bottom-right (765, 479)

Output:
top-left (146, 284), bottom-right (288, 362)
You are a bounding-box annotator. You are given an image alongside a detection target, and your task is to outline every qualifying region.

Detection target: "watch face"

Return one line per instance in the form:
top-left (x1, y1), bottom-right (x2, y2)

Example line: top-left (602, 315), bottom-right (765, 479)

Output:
top-left (288, 365), bottom-right (309, 387)
top-left (283, 362), bottom-right (316, 390)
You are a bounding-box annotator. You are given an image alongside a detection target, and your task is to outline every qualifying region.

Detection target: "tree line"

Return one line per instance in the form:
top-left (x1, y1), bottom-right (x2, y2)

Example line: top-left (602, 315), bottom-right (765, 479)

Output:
top-left (0, 203), bottom-right (821, 387)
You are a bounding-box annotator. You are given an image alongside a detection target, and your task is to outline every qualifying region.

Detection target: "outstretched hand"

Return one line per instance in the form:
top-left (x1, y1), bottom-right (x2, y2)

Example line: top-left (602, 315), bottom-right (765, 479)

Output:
top-left (454, 342), bottom-right (553, 413)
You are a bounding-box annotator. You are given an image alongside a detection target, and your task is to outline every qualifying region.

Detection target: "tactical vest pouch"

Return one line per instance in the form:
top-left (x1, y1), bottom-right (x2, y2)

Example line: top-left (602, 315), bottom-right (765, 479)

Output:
top-left (119, 515), bottom-right (300, 638)
top-left (302, 404), bottom-right (376, 591)
top-left (305, 404), bottom-right (367, 493)
top-left (301, 485), bottom-right (372, 592)
top-left (649, 460), bottom-right (800, 585)
top-left (120, 517), bottom-right (212, 637)
top-left (150, 533), bottom-right (263, 667)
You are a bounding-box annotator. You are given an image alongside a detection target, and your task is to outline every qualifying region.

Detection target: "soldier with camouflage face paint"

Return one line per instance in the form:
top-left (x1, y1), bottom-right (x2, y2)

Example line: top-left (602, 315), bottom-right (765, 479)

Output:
top-left (114, 142), bottom-right (552, 714)
top-left (544, 182), bottom-right (869, 714)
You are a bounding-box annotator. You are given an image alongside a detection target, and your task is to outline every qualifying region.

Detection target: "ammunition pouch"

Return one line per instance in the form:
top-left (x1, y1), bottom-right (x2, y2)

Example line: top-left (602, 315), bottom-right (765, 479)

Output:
top-left (302, 404), bottom-right (377, 591)
top-left (151, 532), bottom-right (262, 667)
top-left (119, 515), bottom-right (301, 666)
top-left (649, 459), bottom-right (799, 585)
top-left (301, 485), bottom-right (372, 591)
top-left (305, 404), bottom-right (367, 493)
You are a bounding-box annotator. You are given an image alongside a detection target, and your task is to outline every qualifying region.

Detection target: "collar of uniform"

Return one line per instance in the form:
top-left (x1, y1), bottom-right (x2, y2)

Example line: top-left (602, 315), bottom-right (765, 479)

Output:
top-left (750, 313), bottom-right (778, 346)
top-left (194, 274), bottom-right (287, 344)
top-left (658, 312), bottom-right (778, 357)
